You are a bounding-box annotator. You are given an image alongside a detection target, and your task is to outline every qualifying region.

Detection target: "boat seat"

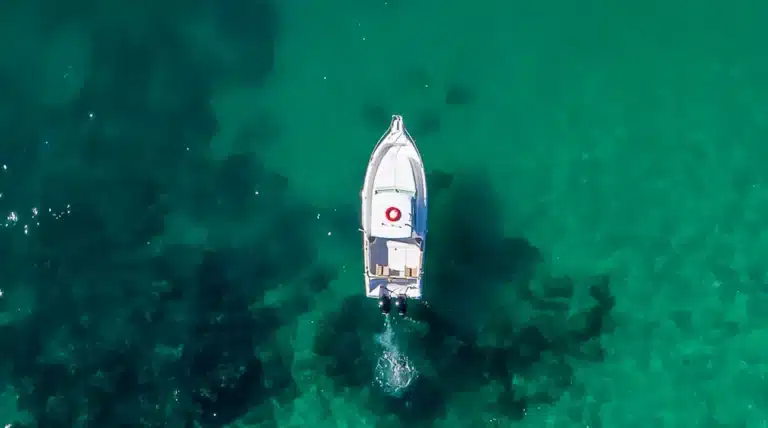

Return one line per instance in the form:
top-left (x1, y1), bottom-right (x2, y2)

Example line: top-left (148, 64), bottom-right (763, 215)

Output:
top-left (405, 267), bottom-right (418, 278)
top-left (375, 264), bottom-right (390, 276)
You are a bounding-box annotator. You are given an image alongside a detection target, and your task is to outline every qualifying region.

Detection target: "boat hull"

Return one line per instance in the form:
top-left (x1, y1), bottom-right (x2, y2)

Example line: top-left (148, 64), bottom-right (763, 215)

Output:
top-left (361, 115), bottom-right (427, 301)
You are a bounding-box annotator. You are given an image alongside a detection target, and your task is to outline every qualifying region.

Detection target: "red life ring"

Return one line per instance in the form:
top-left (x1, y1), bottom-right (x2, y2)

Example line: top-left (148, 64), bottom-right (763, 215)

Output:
top-left (385, 207), bottom-right (402, 222)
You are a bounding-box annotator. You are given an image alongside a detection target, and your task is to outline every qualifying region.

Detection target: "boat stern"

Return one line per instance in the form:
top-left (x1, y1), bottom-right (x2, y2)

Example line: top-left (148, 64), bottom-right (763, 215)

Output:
top-left (366, 278), bottom-right (422, 300)
top-left (366, 277), bottom-right (422, 316)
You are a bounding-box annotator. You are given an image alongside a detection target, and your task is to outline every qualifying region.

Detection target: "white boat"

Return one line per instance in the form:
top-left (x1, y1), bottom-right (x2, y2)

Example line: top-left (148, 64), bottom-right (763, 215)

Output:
top-left (361, 115), bottom-right (427, 315)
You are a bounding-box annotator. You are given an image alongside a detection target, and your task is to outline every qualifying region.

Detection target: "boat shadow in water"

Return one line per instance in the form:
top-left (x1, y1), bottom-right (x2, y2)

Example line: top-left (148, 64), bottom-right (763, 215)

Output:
top-left (313, 169), bottom-right (616, 427)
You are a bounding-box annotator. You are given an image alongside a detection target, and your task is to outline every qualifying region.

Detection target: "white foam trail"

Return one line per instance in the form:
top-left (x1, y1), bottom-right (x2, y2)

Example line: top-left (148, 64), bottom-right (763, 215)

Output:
top-left (374, 316), bottom-right (418, 396)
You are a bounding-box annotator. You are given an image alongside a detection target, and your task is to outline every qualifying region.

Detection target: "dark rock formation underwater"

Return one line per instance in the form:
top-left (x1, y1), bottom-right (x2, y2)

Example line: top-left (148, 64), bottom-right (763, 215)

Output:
top-left (0, 1), bottom-right (615, 427)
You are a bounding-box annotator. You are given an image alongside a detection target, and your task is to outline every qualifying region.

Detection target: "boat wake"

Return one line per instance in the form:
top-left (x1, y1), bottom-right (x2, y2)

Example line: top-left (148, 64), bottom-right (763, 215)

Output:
top-left (374, 317), bottom-right (418, 396)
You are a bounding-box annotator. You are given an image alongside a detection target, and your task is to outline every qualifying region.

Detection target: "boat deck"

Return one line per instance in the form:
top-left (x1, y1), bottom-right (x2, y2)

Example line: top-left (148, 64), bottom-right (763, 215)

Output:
top-left (366, 236), bottom-right (422, 279)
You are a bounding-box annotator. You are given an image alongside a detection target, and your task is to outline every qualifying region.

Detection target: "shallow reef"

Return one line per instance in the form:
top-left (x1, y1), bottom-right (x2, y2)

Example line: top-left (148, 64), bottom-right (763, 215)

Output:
top-left (0, 1), bottom-right (618, 427)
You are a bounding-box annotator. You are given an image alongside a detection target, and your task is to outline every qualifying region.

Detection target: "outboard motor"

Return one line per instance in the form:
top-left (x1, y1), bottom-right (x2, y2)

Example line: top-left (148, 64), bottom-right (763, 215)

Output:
top-left (394, 295), bottom-right (407, 315)
top-left (378, 295), bottom-right (391, 314)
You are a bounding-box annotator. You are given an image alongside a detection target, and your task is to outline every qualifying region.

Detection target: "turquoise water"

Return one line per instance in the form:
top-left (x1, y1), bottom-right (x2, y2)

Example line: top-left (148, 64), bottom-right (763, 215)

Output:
top-left (2, 1), bottom-right (768, 426)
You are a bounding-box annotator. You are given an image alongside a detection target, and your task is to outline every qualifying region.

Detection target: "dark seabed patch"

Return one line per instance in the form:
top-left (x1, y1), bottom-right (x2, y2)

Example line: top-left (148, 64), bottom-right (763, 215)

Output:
top-left (0, 1), bottom-right (338, 427)
top-left (313, 169), bottom-right (616, 427)
top-left (444, 83), bottom-right (474, 106)
top-left (360, 101), bottom-right (393, 131)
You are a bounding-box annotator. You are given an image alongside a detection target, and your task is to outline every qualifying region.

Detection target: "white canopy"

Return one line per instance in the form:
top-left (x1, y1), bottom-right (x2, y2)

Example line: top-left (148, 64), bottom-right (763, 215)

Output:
top-left (373, 147), bottom-right (417, 194)
top-left (370, 191), bottom-right (413, 239)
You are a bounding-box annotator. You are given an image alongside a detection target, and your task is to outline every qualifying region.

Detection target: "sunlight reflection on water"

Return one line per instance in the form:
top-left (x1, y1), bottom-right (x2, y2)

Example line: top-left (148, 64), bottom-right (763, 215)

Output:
top-left (3, 205), bottom-right (71, 234)
top-left (1, 165), bottom-right (72, 235)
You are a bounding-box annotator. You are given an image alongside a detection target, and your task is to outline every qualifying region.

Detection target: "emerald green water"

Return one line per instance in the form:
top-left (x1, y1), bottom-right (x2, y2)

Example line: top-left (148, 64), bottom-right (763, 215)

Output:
top-left (1, 1), bottom-right (768, 426)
